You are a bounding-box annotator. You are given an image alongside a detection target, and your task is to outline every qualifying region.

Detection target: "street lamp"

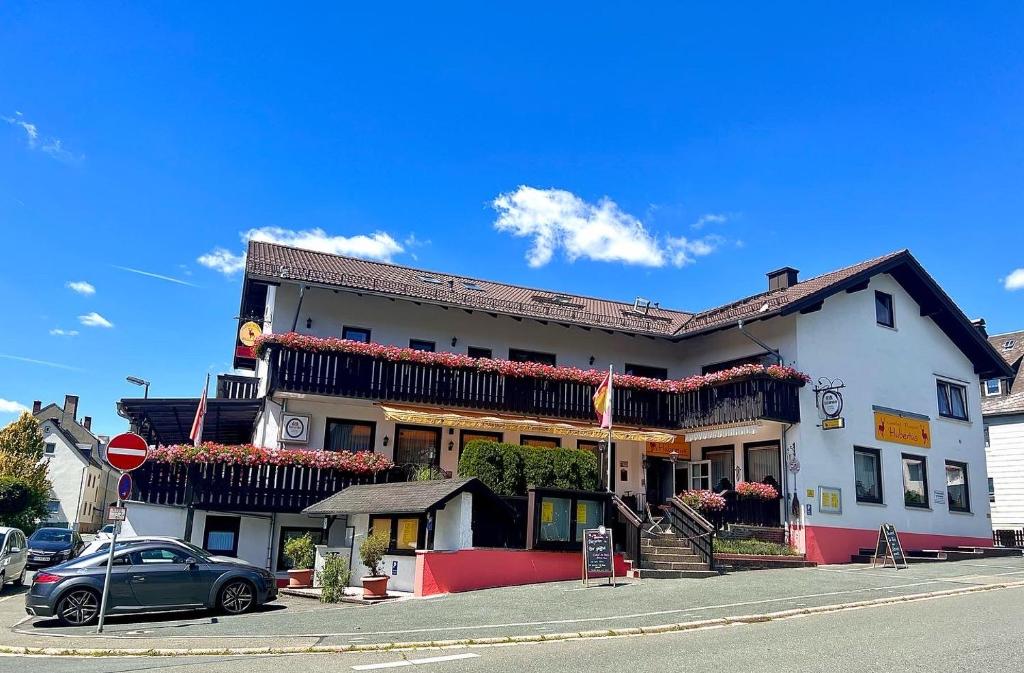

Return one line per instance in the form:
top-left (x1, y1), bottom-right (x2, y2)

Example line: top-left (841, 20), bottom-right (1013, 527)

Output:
top-left (669, 450), bottom-right (679, 498)
top-left (126, 376), bottom-right (150, 399)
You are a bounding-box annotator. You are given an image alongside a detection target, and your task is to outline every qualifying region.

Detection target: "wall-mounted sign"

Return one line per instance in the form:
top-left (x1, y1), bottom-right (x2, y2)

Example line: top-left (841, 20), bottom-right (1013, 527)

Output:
top-left (279, 413), bottom-right (310, 444)
top-left (645, 435), bottom-right (691, 460)
top-left (874, 410), bottom-right (931, 448)
top-left (806, 489), bottom-right (815, 498)
top-left (819, 486), bottom-right (842, 514)
top-left (822, 418), bottom-right (846, 430)
top-left (820, 390), bottom-right (843, 418)
top-left (236, 321), bottom-right (263, 360)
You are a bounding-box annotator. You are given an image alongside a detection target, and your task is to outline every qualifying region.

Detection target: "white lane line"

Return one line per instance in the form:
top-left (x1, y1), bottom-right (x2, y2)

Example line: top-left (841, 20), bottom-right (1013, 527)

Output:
top-left (353, 653), bottom-right (480, 670)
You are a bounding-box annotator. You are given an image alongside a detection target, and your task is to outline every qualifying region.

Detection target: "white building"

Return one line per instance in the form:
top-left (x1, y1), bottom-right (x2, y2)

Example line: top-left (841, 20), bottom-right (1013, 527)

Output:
top-left (981, 330), bottom-right (1024, 532)
top-left (119, 243), bottom-right (1010, 570)
top-left (33, 396), bottom-right (116, 532)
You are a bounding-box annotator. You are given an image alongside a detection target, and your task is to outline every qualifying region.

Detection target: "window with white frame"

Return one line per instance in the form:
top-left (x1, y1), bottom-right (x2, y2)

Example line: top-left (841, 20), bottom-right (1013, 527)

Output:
top-left (936, 380), bottom-right (968, 421)
top-left (984, 379), bottom-right (1001, 397)
top-left (902, 454), bottom-right (928, 508)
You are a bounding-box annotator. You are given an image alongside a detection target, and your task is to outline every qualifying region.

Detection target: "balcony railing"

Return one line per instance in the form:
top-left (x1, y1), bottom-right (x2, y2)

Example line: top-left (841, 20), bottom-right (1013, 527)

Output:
top-left (132, 461), bottom-right (403, 513)
top-left (264, 345), bottom-right (801, 430)
top-left (216, 374), bottom-right (260, 400)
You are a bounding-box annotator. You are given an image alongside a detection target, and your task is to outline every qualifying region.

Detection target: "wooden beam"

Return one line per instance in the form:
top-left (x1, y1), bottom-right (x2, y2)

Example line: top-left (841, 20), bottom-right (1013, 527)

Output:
top-left (845, 280), bottom-right (870, 294)
top-left (799, 301), bottom-right (824, 314)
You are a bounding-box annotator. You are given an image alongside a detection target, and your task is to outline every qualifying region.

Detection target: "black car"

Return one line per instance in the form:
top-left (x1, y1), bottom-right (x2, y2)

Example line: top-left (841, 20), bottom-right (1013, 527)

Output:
top-left (26, 528), bottom-right (83, 568)
top-left (25, 539), bottom-right (278, 626)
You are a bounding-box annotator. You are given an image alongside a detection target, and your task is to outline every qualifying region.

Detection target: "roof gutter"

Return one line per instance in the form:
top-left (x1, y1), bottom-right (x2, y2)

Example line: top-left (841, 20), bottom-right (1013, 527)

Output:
top-left (737, 320), bottom-right (783, 365)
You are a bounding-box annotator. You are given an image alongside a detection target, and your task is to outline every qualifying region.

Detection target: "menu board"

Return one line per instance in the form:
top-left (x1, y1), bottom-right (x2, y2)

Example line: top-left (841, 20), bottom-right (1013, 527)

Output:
top-left (872, 523), bottom-right (908, 569)
top-left (584, 528), bottom-right (612, 573)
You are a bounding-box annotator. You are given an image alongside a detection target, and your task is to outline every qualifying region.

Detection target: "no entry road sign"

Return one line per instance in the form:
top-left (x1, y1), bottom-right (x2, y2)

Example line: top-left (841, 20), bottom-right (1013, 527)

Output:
top-left (106, 432), bottom-right (149, 472)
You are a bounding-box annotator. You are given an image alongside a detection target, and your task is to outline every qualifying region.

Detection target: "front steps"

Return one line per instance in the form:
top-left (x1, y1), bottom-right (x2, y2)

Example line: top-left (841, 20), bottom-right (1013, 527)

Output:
top-left (625, 532), bottom-right (718, 579)
top-left (850, 545), bottom-right (1023, 564)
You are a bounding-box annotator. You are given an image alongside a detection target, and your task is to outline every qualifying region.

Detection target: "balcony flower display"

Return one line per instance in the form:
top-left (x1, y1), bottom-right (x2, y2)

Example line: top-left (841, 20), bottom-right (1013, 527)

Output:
top-left (735, 481), bottom-right (779, 500)
top-left (149, 442), bottom-right (393, 473)
top-left (678, 489), bottom-right (727, 513)
top-left (253, 332), bottom-right (810, 393)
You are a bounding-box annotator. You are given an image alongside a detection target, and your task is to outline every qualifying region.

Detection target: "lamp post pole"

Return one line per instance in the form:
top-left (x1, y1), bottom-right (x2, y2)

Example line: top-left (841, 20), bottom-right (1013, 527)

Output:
top-left (669, 450), bottom-right (679, 498)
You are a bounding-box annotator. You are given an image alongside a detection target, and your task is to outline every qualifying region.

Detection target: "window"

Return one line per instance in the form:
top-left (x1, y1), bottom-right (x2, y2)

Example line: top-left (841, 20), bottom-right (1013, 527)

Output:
top-left (902, 454), bottom-right (928, 508)
top-left (984, 379), bottom-right (1001, 397)
top-left (984, 425), bottom-right (991, 447)
top-left (1004, 339), bottom-right (1016, 350)
top-left (370, 515), bottom-right (423, 553)
top-left (945, 461), bottom-right (970, 513)
top-left (277, 527), bottom-right (324, 571)
top-left (46, 500), bottom-right (60, 514)
top-left (854, 447), bottom-right (884, 504)
top-left (703, 446), bottom-right (735, 489)
top-left (409, 339), bottom-right (435, 352)
top-left (342, 326), bottom-right (371, 343)
top-left (988, 477), bottom-right (995, 502)
top-left (460, 430), bottom-right (502, 457)
top-left (462, 281), bottom-right (484, 292)
top-left (520, 435), bottom-right (560, 448)
top-left (44, 442), bottom-right (56, 455)
top-left (394, 425), bottom-right (441, 466)
top-left (875, 291), bottom-right (895, 328)
top-left (701, 354), bottom-right (774, 375)
top-left (467, 346), bottom-right (492, 359)
top-left (509, 348), bottom-right (556, 366)
top-left (624, 363), bottom-right (668, 380)
top-left (203, 516), bottom-right (241, 556)
top-left (136, 547), bottom-right (190, 564)
top-left (937, 380), bottom-right (969, 421)
top-left (744, 442), bottom-right (781, 485)
top-left (325, 419), bottom-right (375, 452)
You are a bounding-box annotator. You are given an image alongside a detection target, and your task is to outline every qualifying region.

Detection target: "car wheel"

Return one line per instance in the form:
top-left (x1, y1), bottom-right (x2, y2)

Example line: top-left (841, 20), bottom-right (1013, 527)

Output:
top-left (218, 580), bottom-right (255, 615)
top-left (56, 588), bottom-right (100, 627)
top-left (12, 567), bottom-right (24, 586)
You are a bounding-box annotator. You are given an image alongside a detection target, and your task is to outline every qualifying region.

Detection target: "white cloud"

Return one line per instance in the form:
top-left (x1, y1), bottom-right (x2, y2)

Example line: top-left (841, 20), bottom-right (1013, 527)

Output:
top-left (49, 328), bottom-right (79, 337)
top-left (3, 111), bottom-right (81, 162)
top-left (0, 399), bottom-right (29, 414)
top-left (492, 186), bottom-right (726, 269)
top-left (66, 280), bottom-right (96, 296)
top-left (198, 227), bottom-right (406, 276)
top-left (691, 213), bottom-right (728, 230)
top-left (1005, 268), bottom-right (1024, 291)
top-left (114, 266), bottom-right (197, 287)
top-left (78, 312), bottom-right (113, 328)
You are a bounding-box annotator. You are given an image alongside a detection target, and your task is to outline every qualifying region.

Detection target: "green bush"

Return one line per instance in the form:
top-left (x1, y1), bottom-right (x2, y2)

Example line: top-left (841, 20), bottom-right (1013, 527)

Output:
top-left (713, 537), bottom-right (797, 556)
top-left (317, 553), bottom-right (351, 603)
top-left (359, 529), bottom-right (390, 577)
top-left (283, 533), bottom-right (316, 569)
top-left (458, 440), bottom-right (599, 496)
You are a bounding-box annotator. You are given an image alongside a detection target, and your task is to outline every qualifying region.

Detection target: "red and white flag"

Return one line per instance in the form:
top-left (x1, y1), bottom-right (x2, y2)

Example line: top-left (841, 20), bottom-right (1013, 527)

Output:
top-left (189, 374), bottom-right (210, 447)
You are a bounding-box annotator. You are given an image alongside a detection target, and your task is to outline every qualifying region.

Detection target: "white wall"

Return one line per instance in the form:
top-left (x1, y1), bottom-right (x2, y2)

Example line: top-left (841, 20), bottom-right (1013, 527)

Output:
top-left (986, 414), bottom-right (1024, 528)
top-left (434, 492), bottom-right (473, 550)
top-left (346, 513), bottom-right (417, 592)
top-left (792, 273), bottom-right (991, 540)
top-left (39, 423), bottom-right (87, 529)
top-left (121, 501), bottom-right (187, 537)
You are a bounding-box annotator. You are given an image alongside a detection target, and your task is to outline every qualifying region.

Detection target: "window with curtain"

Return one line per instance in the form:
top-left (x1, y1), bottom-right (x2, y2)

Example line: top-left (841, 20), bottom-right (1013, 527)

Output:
top-left (521, 435), bottom-right (560, 448)
top-left (394, 426), bottom-right (441, 466)
top-left (936, 380), bottom-right (968, 421)
top-left (325, 419), bottom-right (375, 452)
top-left (703, 447), bottom-right (735, 488)
top-left (902, 454), bottom-right (928, 508)
top-left (744, 442), bottom-right (781, 484)
top-left (342, 326), bottom-right (371, 343)
top-left (945, 461), bottom-right (970, 513)
top-left (459, 430), bottom-right (503, 457)
top-left (854, 447), bottom-right (883, 504)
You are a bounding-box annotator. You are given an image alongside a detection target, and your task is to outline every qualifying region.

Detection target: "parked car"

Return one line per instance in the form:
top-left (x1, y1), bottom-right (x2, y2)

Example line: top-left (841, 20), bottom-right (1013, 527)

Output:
top-left (0, 527), bottom-right (28, 588)
top-left (25, 540), bottom-right (278, 626)
top-left (26, 528), bottom-right (83, 568)
top-left (77, 535), bottom-right (181, 558)
top-left (94, 524), bottom-right (116, 540)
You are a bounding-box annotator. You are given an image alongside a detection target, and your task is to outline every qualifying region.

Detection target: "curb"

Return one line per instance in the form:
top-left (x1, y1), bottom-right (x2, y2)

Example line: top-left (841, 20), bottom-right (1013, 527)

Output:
top-left (3, 580), bottom-right (1022, 658)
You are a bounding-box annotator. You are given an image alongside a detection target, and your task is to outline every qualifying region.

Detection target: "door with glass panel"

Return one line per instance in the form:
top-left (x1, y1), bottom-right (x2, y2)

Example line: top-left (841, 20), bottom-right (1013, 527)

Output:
top-left (689, 460), bottom-right (711, 490)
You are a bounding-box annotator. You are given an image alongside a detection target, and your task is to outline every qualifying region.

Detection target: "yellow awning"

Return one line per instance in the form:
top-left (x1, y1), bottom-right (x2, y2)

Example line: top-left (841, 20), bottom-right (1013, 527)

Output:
top-left (378, 404), bottom-right (678, 443)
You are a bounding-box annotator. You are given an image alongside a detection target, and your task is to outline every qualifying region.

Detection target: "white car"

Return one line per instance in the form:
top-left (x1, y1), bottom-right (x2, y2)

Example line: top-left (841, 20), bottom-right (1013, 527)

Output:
top-left (0, 527), bottom-right (28, 588)
top-left (94, 524), bottom-right (117, 540)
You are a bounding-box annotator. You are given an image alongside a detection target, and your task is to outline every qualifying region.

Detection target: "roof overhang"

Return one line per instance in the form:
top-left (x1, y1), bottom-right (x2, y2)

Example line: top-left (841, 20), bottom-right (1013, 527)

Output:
top-left (117, 398), bottom-right (262, 446)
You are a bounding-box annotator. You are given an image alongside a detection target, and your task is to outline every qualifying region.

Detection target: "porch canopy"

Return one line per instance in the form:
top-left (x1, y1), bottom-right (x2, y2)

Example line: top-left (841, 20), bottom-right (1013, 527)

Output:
top-left (117, 397), bottom-right (262, 446)
top-left (377, 404), bottom-right (678, 444)
top-left (304, 477), bottom-right (506, 517)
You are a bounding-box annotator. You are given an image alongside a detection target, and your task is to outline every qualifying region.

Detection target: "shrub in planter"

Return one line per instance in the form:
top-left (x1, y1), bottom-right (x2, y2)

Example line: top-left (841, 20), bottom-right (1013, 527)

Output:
top-left (317, 553), bottom-right (352, 603)
top-left (283, 533), bottom-right (316, 588)
top-left (359, 530), bottom-right (391, 598)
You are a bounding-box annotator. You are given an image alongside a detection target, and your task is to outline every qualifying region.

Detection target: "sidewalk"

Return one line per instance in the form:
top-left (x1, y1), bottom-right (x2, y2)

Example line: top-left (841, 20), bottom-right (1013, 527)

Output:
top-left (3, 556), bottom-right (1022, 656)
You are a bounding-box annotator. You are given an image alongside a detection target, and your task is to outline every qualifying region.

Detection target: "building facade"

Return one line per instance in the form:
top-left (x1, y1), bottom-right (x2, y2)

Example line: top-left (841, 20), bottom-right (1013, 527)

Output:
top-left (120, 243), bottom-right (1010, 570)
top-left (981, 330), bottom-right (1024, 531)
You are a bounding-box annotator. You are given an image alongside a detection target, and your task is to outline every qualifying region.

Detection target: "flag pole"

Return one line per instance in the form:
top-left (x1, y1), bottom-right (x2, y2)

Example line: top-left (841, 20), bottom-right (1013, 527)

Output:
top-left (607, 364), bottom-right (613, 494)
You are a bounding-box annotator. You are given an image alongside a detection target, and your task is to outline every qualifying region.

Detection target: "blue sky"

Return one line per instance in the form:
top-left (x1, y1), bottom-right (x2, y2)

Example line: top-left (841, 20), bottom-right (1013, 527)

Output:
top-left (1, 3), bottom-right (1022, 436)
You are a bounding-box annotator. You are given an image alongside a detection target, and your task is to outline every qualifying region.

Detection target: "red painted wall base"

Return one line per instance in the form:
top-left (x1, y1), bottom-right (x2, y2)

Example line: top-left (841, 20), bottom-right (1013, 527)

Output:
top-left (803, 525), bottom-right (993, 565)
top-left (415, 548), bottom-right (629, 596)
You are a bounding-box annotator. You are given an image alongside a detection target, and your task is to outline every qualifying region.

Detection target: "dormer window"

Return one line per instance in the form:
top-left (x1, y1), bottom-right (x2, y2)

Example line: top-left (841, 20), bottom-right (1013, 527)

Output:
top-left (984, 379), bottom-right (1002, 397)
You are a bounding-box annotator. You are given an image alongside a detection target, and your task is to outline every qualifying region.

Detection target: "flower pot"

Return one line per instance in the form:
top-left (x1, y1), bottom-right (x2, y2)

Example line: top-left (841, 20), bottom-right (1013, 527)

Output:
top-left (287, 568), bottom-right (314, 588)
top-left (361, 576), bottom-right (389, 599)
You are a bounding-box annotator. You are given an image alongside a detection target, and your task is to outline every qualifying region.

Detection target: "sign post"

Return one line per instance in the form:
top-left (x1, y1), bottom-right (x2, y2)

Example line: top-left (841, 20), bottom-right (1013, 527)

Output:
top-left (871, 522), bottom-right (908, 569)
top-left (582, 526), bottom-right (615, 588)
top-left (97, 432), bottom-right (148, 633)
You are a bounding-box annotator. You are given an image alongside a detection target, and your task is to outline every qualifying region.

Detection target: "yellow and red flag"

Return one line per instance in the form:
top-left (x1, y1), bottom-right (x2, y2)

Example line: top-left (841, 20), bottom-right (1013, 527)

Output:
top-left (593, 369), bottom-right (613, 429)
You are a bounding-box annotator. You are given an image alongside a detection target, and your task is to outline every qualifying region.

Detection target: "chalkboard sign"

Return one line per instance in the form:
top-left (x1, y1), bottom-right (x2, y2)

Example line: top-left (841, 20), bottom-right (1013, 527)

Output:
top-left (582, 528), bottom-right (615, 587)
top-left (872, 523), bottom-right (908, 569)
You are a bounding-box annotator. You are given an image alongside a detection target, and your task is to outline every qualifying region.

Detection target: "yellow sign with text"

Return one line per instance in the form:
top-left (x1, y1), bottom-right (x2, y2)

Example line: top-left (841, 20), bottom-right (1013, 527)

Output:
top-left (645, 435), bottom-right (691, 460)
top-left (541, 501), bottom-right (554, 524)
top-left (874, 411), bottom-right (931, 448)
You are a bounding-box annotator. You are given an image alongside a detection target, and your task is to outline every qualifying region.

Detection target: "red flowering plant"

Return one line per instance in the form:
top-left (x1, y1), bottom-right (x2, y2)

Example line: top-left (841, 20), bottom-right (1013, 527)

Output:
top-left (678, 489), bottom-right (727, 513)
top-left (253, 332), bottom-right (811, 393)
top-left (149, 442), bottom-right (393, 473)
top-left (735, 481), bottom-right (779, 500)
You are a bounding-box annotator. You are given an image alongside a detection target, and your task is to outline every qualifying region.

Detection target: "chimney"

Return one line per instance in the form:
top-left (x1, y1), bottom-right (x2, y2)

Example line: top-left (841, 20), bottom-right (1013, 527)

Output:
top-left (972, 318), bottom-right (988, 337)
top-left (83, 416), bottom-right (92, 431)
top-left (31, 400), bottom-right (41, 415)
top-left (63, 394), bottom-right (79, 422)
top-left (767, 267), bottom-right (800, 291)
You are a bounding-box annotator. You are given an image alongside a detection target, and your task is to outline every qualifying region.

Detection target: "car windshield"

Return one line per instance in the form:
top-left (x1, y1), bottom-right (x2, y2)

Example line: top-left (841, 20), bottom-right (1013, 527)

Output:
top-left (30, 529), bottom-right (72, 543)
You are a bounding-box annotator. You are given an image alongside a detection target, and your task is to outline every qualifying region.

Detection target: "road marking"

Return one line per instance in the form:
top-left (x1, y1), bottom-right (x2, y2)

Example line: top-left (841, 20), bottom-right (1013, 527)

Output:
top-left (352, 653), bottom-right (480, 670)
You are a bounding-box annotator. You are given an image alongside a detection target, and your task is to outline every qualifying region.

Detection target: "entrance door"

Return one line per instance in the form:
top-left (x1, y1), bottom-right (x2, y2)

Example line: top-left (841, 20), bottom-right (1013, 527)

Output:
top-left (674, 463), bottom-right (690, 498)
top-left (690, 461), bottom-right (711, 490)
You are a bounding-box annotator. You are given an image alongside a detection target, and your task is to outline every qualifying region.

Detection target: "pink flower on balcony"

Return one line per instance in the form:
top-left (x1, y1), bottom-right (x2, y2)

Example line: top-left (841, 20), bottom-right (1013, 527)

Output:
top-left (150, 442), bottom-right (393, 473)
top-left (679, 489), bottom-right (727, 512)
top-left (735, 481), bottom-right (779, 500)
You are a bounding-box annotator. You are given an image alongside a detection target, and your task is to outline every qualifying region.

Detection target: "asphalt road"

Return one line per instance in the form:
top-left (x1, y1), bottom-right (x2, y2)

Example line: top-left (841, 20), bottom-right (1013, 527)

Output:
top-left (2, 580), bottom-right (1021, 673)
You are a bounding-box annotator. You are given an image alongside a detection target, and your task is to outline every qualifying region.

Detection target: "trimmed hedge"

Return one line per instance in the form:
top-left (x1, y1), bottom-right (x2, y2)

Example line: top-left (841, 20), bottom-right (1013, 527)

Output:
top-left (458, 440), bottom-right (599, 496)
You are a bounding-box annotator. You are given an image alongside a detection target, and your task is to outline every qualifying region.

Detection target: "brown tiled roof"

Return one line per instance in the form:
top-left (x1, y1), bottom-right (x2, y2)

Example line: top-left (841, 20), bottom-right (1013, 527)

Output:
top-left (982, 330), bottom-right (1024, 416)
top-left (246, 241), bottom-right (693, 335)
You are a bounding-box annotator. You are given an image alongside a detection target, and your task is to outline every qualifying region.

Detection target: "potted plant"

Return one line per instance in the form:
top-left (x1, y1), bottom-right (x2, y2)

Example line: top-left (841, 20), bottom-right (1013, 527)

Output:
top-left (359, 529), bottom-right (391, 598)
top-left (283, 533), bottom-right (316, 588)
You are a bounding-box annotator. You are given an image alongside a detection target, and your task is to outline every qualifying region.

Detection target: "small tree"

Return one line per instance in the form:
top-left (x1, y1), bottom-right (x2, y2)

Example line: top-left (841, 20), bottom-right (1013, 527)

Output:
top-left (0, 414), bottom-right (51, 532)
top-left (359, 529), bottom-right (390, 577)
top-left (283, 533), bottom-right (316, 570)
top-left (0, 413), bottom-right (45, 458)
top-left (317, 553), bottom-right (352, 603)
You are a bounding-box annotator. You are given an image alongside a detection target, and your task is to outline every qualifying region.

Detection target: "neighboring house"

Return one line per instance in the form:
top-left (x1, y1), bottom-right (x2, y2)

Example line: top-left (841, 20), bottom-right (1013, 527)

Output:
top-left (981, 329), bottom-right (1024, 530)
top-left (33, 395), bottom-right (117, 532)
top-left (118, 244), bottom-right (1011, 570)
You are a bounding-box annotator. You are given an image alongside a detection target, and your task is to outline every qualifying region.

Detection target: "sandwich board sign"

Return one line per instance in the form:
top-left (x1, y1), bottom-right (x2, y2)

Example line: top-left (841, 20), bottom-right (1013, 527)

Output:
top-left (582, 527), bottom-right (616, 587)
top-left (871, 522), bottom-right (908, 569)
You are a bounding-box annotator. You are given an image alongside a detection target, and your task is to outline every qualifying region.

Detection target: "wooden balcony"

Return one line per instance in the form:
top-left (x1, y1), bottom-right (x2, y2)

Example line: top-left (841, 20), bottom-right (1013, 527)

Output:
top-left (216, 374), bottom-right (260, 400)
top-left (263, 345), bottom-right (802, 431)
